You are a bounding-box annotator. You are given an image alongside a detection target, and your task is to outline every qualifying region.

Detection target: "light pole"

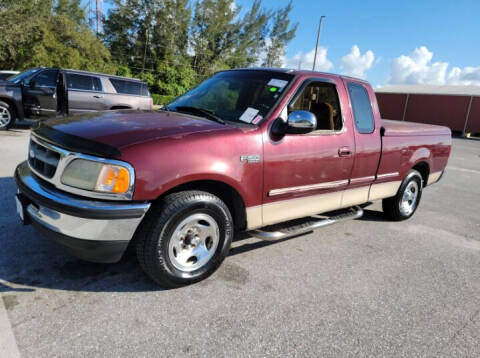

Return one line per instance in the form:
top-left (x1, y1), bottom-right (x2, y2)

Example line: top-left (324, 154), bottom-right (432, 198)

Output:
top-left (312, 16), bottom-right (326, 71)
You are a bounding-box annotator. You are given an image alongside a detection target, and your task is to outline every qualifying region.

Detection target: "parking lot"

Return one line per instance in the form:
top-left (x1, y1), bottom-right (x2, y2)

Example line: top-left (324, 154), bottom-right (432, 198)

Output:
top-left (0, 127), bottom-right (479, 357)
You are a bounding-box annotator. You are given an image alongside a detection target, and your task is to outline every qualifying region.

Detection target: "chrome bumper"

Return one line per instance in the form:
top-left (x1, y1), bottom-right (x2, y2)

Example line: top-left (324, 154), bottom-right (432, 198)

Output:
top-left (15, 161), bottom-right (151, 262)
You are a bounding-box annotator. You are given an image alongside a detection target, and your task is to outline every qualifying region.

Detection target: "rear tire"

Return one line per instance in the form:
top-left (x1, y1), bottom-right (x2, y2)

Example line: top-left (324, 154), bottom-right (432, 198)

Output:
top-left (136, 191), bottom-right (233, 288)
top-left (0, 100), bottom-right (15, 130)
top-left (382, 170), bottom-right (423, 221)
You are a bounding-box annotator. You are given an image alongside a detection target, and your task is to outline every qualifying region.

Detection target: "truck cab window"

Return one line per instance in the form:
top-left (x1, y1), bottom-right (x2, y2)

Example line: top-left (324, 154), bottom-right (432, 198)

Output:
top-left (347, 83), bottom-right (374, 134)
top-left (289, 82), bottom-right (342, 131)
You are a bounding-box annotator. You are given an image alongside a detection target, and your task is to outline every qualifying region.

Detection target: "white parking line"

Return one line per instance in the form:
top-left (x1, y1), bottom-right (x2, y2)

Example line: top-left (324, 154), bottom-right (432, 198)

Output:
top-left (447, 166), bottom-right (480, 175)
top-left (0, 294), bottom-right (21, 358)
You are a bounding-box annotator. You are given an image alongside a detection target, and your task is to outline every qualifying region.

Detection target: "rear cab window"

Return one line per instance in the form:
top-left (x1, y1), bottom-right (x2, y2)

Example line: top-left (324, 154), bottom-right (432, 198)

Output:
top-left (67, 73), bottom-right (102, 92)
top-left (347, 82), bottom-right (375, 134)
top-left (109, 78), bottom-right (149, 96)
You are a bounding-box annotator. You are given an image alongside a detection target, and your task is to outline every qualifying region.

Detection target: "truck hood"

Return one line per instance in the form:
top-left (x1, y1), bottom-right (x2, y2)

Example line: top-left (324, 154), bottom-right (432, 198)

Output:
top-left (38, 110), bottom-right (232, 152)
top-left (381, 119), bottom-right (451, 137)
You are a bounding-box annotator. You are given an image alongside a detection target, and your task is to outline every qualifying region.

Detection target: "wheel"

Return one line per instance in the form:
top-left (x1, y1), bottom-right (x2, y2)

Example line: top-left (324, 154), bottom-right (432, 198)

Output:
top-left (136, 191), bottom-right (233, 288)
top-left (0, 100), bottom-right (15, 130)
top-left (382, 169), bottom-right (423, 221)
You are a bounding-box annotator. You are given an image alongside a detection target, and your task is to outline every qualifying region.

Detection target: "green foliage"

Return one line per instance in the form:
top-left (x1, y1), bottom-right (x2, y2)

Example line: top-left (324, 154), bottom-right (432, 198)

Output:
top-left (152, 94), bottom-right (175, 105)
top-left (0, 0), bottom-right (115, 72)
top-left (116, 66), bottom-right (132, 78)
top-left (0, 0), bottom-right (298, 98)
top-left (155, 59), bottom-right (197, 96)
top-left (262, 1), bottom-right (298, 68)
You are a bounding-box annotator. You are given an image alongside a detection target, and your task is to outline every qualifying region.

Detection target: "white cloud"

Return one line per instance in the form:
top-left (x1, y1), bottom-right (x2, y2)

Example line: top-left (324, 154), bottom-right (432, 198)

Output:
top-left (340, 45), bottom-right (375, 78)
top-left (389, 46), bottom-right (480, 85)
top-left (389, 46), bottom-right (448, 85)
top-left (282, 47), bottom-right (333, 71)
top-left (447, 66), bottom-right (480, 85)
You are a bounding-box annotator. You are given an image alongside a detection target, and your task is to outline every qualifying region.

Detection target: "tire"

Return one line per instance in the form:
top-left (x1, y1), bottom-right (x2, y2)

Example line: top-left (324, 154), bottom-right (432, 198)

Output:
top-left (136, 190), bottom-right (233, 288)
top-left (0, 100), bottom-right (15, 131)
top-left (382, 169), bottom-right (423, 221)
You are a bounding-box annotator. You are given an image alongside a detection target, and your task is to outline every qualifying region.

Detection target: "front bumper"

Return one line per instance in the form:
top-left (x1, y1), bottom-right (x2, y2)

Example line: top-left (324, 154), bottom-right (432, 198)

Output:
top-left (15, 161), bottom-right (151, 263)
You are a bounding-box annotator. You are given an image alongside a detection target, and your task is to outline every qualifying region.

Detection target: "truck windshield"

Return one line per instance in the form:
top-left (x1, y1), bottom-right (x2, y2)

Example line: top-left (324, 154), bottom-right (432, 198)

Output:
top-left (168, 70), bottom-right (294, 124)
top-left (8, 68), bottom-right (41, 84)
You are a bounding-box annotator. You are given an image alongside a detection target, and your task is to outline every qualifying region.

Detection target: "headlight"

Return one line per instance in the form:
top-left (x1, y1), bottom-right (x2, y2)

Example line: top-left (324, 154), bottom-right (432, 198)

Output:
top-left (61, 159), bottom-right (132, 195)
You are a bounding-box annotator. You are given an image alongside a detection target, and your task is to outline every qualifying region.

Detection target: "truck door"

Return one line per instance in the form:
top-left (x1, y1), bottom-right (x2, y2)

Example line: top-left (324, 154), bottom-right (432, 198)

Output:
top-left (342, 79), bottom-right (382, 199)
top-left (262, 77), bottom-right (355, 226)
top-left (22, 68), bottom-right (59, 118)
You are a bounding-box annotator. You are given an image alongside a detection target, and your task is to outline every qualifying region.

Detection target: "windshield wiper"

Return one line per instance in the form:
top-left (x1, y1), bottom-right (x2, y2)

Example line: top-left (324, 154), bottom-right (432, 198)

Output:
top-left (173, 106), bottom-right (226, 125)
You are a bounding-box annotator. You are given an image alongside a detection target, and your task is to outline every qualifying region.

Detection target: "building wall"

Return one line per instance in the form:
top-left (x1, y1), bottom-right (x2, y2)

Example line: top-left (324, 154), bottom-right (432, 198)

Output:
top-left (376, 92), bottom-right (480, 133)
top-left (375, 93), bottom-right (407, 122)
top-left (466, 97), bottom-right (480, 133)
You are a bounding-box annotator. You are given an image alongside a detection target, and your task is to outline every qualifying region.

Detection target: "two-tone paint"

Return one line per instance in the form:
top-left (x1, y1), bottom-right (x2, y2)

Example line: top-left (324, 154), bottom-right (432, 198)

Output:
top-left (39, 69), bottom-right (451, 232)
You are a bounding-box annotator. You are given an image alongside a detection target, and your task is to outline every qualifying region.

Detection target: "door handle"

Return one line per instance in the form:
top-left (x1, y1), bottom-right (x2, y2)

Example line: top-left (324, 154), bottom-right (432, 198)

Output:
top-left (338, 147), bottom-right (352, 157)
top-left (93, 95), bottom-right (103, 99)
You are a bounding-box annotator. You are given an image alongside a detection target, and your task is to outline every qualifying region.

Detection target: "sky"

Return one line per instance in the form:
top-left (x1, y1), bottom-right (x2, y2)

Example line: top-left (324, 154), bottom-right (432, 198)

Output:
top-left (246, 0), bottom-right (480, 87)
top-left (100, 0), bottom-right (480, 87)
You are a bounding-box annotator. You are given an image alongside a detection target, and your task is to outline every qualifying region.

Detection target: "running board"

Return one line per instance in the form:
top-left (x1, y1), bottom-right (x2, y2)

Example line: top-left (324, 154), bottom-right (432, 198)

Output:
top-left (249, 206), bottom-right (363, 241)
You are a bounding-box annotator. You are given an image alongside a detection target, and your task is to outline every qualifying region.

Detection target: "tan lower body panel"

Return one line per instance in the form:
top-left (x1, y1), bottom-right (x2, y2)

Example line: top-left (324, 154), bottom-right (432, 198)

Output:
top-left (427, 171), bottom-right (442, 185)
top-left (341, 186), bottom-right (370, 207)
top-left (262, 191), bottom-right (343, 227)
top-left (246, 205), bottom-right (263, 230)
top-left (246, 180), bottom-right (402, 230)
top-left (368, 181), bottom-right (401, 201)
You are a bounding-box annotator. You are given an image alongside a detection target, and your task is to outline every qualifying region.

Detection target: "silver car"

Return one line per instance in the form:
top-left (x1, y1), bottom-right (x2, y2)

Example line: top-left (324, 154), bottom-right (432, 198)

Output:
top-left (65, 70), bottom-right (153, 114)
top-left (0, 67), bottom-right (153, 130)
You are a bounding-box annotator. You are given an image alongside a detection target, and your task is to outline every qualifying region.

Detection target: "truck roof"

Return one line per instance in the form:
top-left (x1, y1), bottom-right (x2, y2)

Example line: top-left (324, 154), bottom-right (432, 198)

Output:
top-left (229, 67), bottom-right (369, 84)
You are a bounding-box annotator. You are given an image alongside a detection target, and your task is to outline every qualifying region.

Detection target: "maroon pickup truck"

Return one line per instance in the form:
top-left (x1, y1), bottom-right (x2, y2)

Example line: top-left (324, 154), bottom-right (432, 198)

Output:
top-left (14, 69), bottom-right (451, 287)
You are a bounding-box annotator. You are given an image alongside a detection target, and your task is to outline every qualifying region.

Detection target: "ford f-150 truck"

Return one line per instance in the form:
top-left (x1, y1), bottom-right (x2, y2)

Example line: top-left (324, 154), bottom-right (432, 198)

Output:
top-left (14, 69), bottom-right (451, 287)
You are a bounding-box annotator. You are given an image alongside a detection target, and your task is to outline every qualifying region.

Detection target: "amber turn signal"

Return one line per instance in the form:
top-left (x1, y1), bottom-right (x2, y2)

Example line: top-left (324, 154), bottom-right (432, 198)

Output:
top-left (96, 165), bottom-right (131, 194)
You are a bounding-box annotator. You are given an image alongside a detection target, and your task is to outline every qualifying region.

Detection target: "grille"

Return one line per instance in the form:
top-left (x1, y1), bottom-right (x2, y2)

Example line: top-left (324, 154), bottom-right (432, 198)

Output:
top-left (28, 139), bottom-right (61, 179)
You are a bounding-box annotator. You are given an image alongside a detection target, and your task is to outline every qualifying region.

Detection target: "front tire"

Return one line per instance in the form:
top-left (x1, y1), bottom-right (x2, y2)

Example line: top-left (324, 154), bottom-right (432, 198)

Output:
top-left (382, 170), bottom-right (423, 221)
top-left (136, 191), bottom-right (233, 288)
top-left (0, 100), bottom-right (15, 131)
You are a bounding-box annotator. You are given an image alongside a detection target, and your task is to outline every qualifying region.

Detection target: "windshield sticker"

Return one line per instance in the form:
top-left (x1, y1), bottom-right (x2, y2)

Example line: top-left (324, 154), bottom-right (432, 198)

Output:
top-left (252, 115), bottom-right (263, 124)
top-left (267, 78), bottom-right (288, 89)
top-left (239, 107), bottom-right (259, 123)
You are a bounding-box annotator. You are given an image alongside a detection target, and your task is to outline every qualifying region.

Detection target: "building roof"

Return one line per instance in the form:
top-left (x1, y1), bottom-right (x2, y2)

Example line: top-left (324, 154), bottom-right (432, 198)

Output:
top-left (375, 85), bottom-right (480, 96)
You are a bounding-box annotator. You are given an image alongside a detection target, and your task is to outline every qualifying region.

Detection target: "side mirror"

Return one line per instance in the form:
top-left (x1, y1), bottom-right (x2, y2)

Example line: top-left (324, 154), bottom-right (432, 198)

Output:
top-left (286, 110), bottom-right (317, 134)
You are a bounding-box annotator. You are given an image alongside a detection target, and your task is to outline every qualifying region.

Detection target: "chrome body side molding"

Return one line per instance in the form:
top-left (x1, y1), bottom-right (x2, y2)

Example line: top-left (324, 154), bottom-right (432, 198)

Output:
top-left (268, 179), bottom-right (349, 197)
top-left (376, 172), bottom-right (399, 180)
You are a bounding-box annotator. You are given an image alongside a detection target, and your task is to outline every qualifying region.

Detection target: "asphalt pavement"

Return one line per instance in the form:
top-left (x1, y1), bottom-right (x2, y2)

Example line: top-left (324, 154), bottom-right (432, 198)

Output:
top-left (1, 127), bottom-right (479, 357)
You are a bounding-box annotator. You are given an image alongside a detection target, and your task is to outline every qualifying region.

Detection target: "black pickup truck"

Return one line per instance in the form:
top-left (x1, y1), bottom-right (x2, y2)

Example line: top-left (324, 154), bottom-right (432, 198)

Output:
top-left (0, 67), bottom-right (152, 130)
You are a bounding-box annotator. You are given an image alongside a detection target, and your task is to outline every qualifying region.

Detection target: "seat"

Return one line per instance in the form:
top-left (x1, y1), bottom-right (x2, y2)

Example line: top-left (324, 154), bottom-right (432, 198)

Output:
top-left (310, 102), bottom-right (335, 130)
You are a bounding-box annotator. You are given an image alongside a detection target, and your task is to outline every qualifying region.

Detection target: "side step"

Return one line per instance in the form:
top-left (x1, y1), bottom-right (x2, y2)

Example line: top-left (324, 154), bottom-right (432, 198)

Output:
top-left (249, 206), bottom-right (363, 241)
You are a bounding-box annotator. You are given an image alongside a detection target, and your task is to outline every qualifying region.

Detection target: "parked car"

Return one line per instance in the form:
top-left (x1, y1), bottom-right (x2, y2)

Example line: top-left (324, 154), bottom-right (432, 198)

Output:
top-left (0, 70), bottom-right (19, 81)
top-left (0, 67), bottom-right (152, 130)
top-left (14, 69), bottom-right (451, 287)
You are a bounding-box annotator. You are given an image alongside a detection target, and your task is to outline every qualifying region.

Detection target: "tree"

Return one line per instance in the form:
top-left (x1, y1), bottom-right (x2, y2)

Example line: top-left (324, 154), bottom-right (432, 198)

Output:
top-left (262, 1), bottom-right (298, 68)
top-left (0, 0), bottom-right (114, 72)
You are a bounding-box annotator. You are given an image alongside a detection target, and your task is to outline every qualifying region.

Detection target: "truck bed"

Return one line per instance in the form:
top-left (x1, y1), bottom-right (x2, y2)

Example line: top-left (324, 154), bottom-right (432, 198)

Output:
top-left (381, 119), bottom-right (451, 137)
top-left (377, 119), bottom-right (451, 183)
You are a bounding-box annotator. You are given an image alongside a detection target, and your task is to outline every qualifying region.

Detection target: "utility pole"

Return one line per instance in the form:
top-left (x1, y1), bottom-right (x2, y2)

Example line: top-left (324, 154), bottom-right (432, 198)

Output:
top-left (95, 0), bottom-right (103, 35)
top-left (142, 27), bottom-right (149, 73)
top-left (312, 16), bottom-right (326, 71)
